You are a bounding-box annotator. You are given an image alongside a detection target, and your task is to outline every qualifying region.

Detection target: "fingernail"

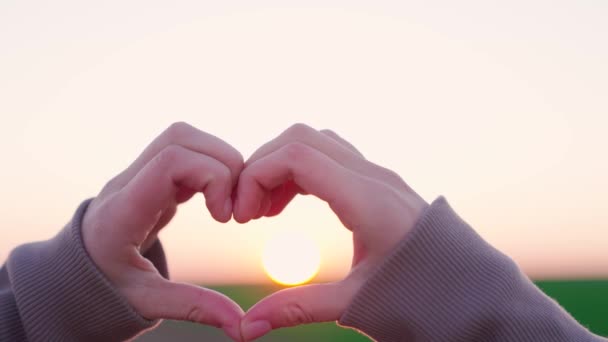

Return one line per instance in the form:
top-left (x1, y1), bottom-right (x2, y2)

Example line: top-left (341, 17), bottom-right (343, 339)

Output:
top-left (224, 199), bottom-right (233, 219)
top-left (241, 320), bottom-right (272, 341)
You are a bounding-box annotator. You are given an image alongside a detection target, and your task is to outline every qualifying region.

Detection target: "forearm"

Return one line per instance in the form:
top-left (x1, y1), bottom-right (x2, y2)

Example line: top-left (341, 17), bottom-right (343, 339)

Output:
top-left (1, 199), bottom-right (168, 342)
top-left (339, 197), bottom-right (605, 342)
top-left (0, 265), bottom-right (27, 341)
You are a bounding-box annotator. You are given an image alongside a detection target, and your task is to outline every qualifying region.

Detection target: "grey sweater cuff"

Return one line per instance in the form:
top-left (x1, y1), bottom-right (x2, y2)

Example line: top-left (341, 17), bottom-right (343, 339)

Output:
top-left (339, 197), bottom-right (601, 342)
top-left (7, 199), bottom-right (168, 342)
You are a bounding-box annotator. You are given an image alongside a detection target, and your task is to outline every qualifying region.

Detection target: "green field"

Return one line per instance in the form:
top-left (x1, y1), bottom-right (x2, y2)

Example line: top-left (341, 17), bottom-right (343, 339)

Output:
top-left (137, 280), bottom-right (608, 341)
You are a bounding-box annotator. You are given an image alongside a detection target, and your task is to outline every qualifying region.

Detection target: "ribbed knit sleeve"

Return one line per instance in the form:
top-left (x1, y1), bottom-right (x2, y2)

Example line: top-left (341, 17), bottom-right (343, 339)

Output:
top-left (0, 199), bottom-right (169, 342)
top-left (339, 197), bottom-right (606, 342)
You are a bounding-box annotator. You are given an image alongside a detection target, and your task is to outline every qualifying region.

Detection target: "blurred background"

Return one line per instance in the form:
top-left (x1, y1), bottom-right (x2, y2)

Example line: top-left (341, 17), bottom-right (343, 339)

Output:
top-left (1, 0), bottom-right (606, 340)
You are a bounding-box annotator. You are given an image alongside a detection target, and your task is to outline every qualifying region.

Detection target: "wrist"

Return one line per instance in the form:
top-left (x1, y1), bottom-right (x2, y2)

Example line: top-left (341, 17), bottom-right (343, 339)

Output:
top-left (7, 199), bottom-right (157, 341)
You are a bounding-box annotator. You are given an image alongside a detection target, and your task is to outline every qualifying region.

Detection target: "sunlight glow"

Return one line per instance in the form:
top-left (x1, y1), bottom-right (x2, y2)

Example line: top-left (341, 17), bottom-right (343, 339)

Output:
top-left (262, 231), bottom-right (321, 286)
top-left (1, 3), bottom-right (607, 281)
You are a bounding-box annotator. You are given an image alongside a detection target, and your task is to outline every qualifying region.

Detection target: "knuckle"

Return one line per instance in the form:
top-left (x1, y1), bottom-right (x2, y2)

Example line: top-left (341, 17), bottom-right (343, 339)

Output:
top-left (383, 167), bottom-right (403, 182)
top-left (285, 123), bottom-right (315, 139)
top-left (232, 148), bottom-right (245, 165)
top-left (165, 121), bottom-right (193, 141)
top-left (319, 128), bottom-right (337, 137)
top-left (226, 149), bottom-right (245, 174)
top-left (282, 142), bottom-right (312, 160)
top-left (381, 167), bottom-right (408, 188)
top-left (101, 175), bottom-right (123, 193)
top-left (154, 145), bottom-right (182, 169)
top-left (185, 305), bottom-right (205, 323)
top-left (283, 302), bottom-right (314, 326)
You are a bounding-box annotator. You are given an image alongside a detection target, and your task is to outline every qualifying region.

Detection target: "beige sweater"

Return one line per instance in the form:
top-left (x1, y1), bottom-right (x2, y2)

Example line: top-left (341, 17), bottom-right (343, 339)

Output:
top-left (1, 197), bottom-right (605, 341)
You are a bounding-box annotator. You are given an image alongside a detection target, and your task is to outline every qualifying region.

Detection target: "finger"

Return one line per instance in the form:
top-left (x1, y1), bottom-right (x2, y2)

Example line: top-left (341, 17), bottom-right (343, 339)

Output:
top-left (265, 180), bottom-right (300, 217)
top-left (246, 124), bottom-right (362, 172)
top-left (110, 145), bottom-right (233, 241)
top-left (142, 279), bottom-right (245, 342)
top-left (246, 123), bottom-right (406, 194)
top-left (240, 282), bottom-right (354, 341)
top-left (117, 122), bottom-right (243, 189)
top-left (234, 142), bottom-right (370, 227)
top-left (261, 129), bottom-right (362, 218)
top-left (140, 205), bottom-right (177, 252)
top-left (243, 124), bottom-right (364, 220)
top-left (320, 129), bottom-right (364, 158)
top-left (176, 186), bottom-right (197, 204)
top-left (321, 127), bottom-right (411, 193)
top-left (254, 195), bottom-right (272, 219)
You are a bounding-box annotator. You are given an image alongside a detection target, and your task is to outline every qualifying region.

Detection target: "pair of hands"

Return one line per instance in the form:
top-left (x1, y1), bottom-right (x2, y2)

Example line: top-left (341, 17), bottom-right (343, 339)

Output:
top-left (81, 122), bottom-right (428, 341)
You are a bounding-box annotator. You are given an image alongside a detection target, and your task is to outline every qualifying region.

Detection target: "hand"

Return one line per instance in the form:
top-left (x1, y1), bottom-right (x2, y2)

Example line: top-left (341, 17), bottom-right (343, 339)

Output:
top-left (234, 124), bottom-right (429, 341)
top-left (81, 122), bottom-right (245, 341)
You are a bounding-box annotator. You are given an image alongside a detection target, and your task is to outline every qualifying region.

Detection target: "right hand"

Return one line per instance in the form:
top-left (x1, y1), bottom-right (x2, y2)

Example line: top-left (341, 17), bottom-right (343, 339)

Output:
top-left (81, 122), bottom-right (245, 341)
top-left (234, 123), bottom-right (429, 341)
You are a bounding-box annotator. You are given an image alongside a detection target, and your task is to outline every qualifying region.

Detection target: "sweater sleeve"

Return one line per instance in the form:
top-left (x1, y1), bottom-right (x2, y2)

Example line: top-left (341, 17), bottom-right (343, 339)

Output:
top-left (338, 197), bottom-right (606, 342)
top-left (0, 199), bottom-right (169, 342)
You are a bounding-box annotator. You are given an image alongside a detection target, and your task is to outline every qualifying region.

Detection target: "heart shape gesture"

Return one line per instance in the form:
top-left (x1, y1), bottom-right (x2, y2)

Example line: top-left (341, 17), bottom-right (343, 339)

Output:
top-left (81, 122), bottom-right (427, 342)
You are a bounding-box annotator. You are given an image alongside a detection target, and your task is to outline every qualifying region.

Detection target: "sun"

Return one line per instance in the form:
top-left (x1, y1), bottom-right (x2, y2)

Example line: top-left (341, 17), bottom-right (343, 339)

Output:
top-left (262, 231), bottom-right (321, 286)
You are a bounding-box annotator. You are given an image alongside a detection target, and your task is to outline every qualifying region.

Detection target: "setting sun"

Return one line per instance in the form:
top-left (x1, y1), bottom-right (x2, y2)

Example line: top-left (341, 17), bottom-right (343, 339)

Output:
top-left (262, 231), bottom-right (321, 286)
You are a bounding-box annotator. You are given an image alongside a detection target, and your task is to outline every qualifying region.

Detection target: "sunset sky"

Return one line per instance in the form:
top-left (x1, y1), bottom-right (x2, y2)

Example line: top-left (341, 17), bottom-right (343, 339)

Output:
top-left (1, 1), bottom-right (606, 284)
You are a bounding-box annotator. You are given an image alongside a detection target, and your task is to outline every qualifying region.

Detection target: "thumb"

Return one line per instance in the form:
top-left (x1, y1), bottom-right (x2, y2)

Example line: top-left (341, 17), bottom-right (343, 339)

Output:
top-left (240, 282), bottom-right (354, 341)
top-left (142, 279), bottom-right (245, 341)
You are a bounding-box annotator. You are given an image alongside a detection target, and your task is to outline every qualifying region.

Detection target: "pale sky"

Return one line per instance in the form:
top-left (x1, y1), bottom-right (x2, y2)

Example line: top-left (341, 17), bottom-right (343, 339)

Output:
top-left (1, 0), bottom-right (607, 284)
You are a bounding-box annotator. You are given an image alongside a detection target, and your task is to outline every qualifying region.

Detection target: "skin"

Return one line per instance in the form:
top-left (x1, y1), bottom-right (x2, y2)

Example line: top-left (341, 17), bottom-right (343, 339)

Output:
top-left (81, 122), bottom-right (245, 341)
top-left (234, 123), bottom-right (428, 341)
top-left (80, 122), bottom-right (427, 342)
